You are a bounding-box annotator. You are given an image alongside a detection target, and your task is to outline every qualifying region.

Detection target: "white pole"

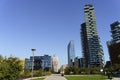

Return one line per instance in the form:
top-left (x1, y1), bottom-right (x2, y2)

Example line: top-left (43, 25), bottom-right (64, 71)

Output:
top-left (31, 49), bottom-right (36, 79)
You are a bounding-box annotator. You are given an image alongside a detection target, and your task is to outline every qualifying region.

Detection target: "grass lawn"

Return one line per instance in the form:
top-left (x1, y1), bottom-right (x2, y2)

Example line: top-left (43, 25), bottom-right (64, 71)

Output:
top-left (65, 75), bottom-right (107, 80)
top-left (31, 78), bottom-right (44, 80)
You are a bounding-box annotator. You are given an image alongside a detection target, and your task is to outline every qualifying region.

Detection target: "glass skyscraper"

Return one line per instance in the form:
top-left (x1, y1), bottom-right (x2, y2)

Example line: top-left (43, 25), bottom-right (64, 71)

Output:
top-left (81, 4), bottom-right (104, 67)
top-left (68, 40), bottom-right (75, 67)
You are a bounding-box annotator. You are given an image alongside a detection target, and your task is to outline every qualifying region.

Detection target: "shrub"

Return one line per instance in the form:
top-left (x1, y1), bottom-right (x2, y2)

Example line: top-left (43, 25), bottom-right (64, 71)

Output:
top-left (0, 55), bottom-right (22, 80)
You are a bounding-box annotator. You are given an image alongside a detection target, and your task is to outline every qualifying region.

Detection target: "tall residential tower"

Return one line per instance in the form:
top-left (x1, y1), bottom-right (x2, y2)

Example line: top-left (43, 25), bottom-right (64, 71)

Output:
top-left (81, 4), bottom-right (104, 67)
top-left (68, 40), bottom-right (75, 67)
top-left (107, 21), bottom-right (120, 65)
top-left (110, 21), bottom-right (120, 43)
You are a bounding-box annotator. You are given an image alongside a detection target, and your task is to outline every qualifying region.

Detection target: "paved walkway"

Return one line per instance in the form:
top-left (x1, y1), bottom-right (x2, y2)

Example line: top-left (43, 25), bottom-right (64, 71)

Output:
top-left (44, 74), bottom-right (67, 80)
top-left (106, 78), bottom-right (120, 80)
top-left (114, 78), bottom-right (120, 80)
top-left (22, 74), bottom-right (120, 80)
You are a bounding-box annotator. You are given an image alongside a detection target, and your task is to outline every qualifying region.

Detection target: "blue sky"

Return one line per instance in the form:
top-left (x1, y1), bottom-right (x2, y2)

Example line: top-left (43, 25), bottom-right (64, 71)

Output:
top-left (0, 0), bottom-right (120, 67)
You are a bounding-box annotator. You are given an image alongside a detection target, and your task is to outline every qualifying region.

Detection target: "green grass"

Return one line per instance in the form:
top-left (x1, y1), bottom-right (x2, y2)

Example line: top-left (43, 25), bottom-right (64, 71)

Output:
top-left (31, 78), bottom-right (44, 80)
top-left (65, 75), bottom-right (107, 80)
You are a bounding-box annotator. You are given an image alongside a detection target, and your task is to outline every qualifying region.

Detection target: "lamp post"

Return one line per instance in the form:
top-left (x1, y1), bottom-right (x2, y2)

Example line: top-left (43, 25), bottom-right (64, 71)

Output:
top-left (100, 68), bottom-right (103, 79)
top-left (31, 49), bottom-right (36, 79)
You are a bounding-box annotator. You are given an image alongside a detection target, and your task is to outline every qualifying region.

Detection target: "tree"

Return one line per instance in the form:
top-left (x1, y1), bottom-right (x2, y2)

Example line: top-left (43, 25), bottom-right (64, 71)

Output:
top-left (0, 56), bottom-right (22, 80)
top-left (0, 57), bottom-right (9, 79)
top-left (72, 67), bottom-right (79, 74)
top-left (23, 69), bottom-right (31, 77)
top-left (64, 67), bottom-right (71, 75)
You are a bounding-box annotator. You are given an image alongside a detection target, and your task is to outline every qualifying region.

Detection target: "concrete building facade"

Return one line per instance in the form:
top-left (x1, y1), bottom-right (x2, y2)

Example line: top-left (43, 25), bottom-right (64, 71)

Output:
top-left (81, 4), bottom-right (104, 67)
top-left (52, 55), bottom-right (58, 72)
top-left (107, 21), bottom-right (120, 65)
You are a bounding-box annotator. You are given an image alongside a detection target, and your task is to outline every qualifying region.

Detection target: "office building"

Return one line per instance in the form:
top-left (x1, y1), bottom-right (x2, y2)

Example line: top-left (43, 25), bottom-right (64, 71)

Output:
top-left (111, 21), bottom-right (120, 43)
top-left (68, 40), bottom-right (75, 67)
top-left (105, 61), bottom-right (111, 68)
top-left (30, 56), bottom-right (42, 70)
top-left (74, 57), bottom-right (85, 68)
top-left (41, 55), bottom-right (52, 71)
top-left (25, 55), bottom-right (52, 70)
top-left (107, 21), bottom-right (120, 65)
top-left (25, 58), bottom-right (32, 69)
top-left (52, 55), bottom-right (58, 72)
top-left (81, 4), bottom-right (104, 67)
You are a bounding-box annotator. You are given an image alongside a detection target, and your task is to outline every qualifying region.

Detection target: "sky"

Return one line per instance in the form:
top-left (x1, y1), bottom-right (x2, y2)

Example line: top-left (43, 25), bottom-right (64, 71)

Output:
top-left (0, 0), bottom-right (120, 67)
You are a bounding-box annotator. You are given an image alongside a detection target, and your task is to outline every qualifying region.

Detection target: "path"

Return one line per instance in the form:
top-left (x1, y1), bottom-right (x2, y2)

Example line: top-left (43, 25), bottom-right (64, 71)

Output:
top-left (114, 78), bottom-right (120, 80)
top-left (44, 74), bottom-right (67, 80)
top-left (106, 78), bottom-right (120, 80)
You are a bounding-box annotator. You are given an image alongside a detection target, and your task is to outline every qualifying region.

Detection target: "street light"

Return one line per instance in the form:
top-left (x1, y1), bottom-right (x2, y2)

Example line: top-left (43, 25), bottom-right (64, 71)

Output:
top-left (31, 48), bottom-right (36, 79)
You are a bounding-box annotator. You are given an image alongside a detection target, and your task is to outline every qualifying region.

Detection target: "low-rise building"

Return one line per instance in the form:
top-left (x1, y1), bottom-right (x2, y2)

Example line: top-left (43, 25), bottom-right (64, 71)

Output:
top-left (74, 57), bottom-right (85, 68)
top-left (25, 58), bottom-right (32, 69)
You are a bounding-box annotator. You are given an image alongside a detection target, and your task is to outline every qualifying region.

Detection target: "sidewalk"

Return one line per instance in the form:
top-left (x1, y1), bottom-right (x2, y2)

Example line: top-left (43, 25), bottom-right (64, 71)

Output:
top-left (106, 78), bottom-right (120, 80)
top-left (22, 76), bottom-right (47, 80)
top-left (114, 78), bottom-right (120, 80)
top-left (44, 74), bottom-right (67, 80)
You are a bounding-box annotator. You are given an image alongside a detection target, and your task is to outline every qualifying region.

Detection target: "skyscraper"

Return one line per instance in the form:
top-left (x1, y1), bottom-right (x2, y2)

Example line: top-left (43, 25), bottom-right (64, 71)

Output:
top-left (110, 21), bottom-right (120, 43)
top-left (68, 40), bottom-right (75, 67)
top-left (107, 21), bottom-right (120, 65)
top-left (81, 4), bottom-right (104, 67)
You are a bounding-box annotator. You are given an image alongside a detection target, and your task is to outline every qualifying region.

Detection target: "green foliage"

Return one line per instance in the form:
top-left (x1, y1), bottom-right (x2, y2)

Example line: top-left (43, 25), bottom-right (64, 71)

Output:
top-left (21, 69), bottom-right (31, 78)
top-left (64, 67), bottom-right (71, 75)
top-left (43, 71), bottom-right (52, 75)
top-left (89, 67), bottom-right (101, 74)
top-left (72, 67), bottom-right (79, 74)
top-left (104, 64), bottom-right (120, 73)
top-left (33, 69), bottom-right (52, 77)
top-left (65, 76), bottom-right (107, 80)
top-left (31, 78), bottom-right (44, 80)
top-left (33, 69), bottom-right (43, 77)
top-left (64, 67), bottom-right (102, 75)
top-left (0, 55), bottom-right (22, 80)
top-left (0, 61), bottom-right (9, 79)
top-left (20, 69), bottom-right (52, 78)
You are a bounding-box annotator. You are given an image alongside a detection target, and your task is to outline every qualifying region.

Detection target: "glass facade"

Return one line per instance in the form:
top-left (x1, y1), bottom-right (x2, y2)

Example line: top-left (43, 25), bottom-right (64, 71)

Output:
top-left (26, 55), bottom-right (52, 70)
top-left (41, 55), bottom-right (52, 70)
top-left (30, 56), bottom-right (42, 70)
top-left (25, 58), bottom-right (32, 69)
top-left (68, 40), bottom-right (75, 67)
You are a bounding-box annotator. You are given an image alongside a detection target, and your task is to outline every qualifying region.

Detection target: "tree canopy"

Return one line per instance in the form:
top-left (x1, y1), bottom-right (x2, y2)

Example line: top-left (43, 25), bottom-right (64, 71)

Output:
top-left (0, 55), bottom-right (22, 80)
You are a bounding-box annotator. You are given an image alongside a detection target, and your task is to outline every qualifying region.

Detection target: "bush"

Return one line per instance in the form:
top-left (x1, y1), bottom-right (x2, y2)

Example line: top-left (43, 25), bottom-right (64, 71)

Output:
top-left (64, 67), bottom-right (102, 75)
top-left (0, 55), bottom-right (23, 80)
top-left (33, 69), bottom-right (43, 77)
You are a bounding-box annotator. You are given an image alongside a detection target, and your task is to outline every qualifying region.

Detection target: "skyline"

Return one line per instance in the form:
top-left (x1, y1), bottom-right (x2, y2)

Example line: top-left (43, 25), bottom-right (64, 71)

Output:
top-left (0, 0), bottom-right (120, 66)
